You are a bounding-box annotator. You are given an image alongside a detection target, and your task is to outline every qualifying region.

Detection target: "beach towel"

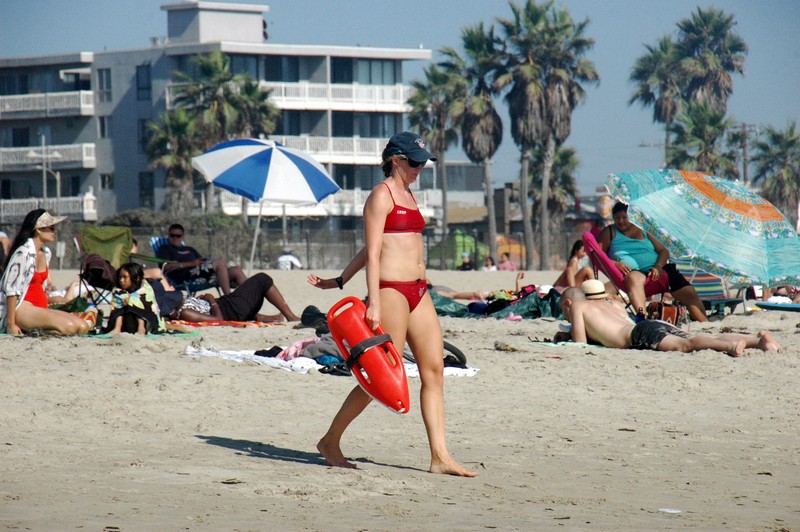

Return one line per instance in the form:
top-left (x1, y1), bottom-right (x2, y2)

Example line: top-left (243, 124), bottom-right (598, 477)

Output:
top-left (182, 344), bottom-right (480, 377)
top-left (167, 319), bottom-right (281, 328)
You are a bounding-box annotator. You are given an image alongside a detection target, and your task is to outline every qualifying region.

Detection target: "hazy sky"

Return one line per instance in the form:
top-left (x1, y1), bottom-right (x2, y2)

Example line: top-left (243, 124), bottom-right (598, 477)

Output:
top-left (2, 0), bottom-right (798, 194)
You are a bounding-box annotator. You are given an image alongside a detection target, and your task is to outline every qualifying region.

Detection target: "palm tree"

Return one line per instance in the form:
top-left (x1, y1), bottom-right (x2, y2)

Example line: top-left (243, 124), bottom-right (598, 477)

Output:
top-left (495, 0), bottom-right (547, 269)
top-left (441, 22), bottom-right (504, 260)
top-left (751, 121), bottom-right (800, 227)
top-left (497, 0), bottom-right (598, 269)
top-left (530, 144), bottom-right (580, 249)
top-left (407, 64), bottom-right (465, 268)
top-left (675, 6), bottom-right (747, 116)
top-left (147, 108), bottom-right (199, 215)
top-left (171, 50), bottom-right (244, 148)
top-left (667, 101), bottom-right (736, 175)
top-left (232, 78), bottom-right (280, 139)
top-left (629, 35), bottom-right (683, 161)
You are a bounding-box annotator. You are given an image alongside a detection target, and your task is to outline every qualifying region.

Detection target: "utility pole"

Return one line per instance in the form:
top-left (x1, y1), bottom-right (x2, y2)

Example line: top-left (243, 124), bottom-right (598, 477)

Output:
top-left (735, 122), bottom-right (760, 185)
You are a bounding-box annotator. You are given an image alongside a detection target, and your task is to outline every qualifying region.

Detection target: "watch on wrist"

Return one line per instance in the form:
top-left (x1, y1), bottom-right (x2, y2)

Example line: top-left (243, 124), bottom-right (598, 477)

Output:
top-left (335, 276), bottom-right (344, 290)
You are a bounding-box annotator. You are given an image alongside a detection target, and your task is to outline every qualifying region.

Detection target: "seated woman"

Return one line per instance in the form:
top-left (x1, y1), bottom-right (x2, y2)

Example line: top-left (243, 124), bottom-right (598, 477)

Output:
top-left (599, 201), bottom-right (708, 322)
top-left (168, 272), bottom-right (300, 323)
top-left (0, 209), bottom-right (90, 335)
top-left (553, 240), bottom-right (594, 289)
top-left (105, 262), bottom-right (165, 335)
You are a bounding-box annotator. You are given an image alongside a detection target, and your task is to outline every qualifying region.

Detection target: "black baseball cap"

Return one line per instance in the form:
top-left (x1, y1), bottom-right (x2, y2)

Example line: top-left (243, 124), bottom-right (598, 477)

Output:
top-left (382, 131), bottom-right (437, 162)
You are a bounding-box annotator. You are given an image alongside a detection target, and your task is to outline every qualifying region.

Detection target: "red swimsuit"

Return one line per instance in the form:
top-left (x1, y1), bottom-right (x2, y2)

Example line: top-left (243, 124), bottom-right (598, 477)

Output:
top-left (24, 268), bottom-right (49, 308)
top-left (379, 183), bottom-right (428, 311)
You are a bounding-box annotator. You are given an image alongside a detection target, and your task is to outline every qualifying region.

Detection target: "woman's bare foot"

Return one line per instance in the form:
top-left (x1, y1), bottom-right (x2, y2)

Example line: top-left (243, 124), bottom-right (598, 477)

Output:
top-left (317, 438), bottom-right (357, 469)
top-left (757, 331), bottom-right (781, 352)
top-left (726, 339), bottom-right (747, 357)
top-left (430, 458), bottom-right (477, 477)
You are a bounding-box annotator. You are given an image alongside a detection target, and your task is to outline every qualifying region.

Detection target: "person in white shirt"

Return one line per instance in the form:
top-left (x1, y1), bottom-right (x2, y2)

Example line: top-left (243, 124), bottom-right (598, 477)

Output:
top-left (277, 249), bottom-right (303, 270)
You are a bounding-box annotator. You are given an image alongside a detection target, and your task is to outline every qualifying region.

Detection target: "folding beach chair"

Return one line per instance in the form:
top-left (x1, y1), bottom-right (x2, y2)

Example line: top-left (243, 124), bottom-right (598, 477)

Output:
top-left (75, 225), bottom-right (133, 307)
top-left (149, 236), bottom-right (220, 297)
top-left (582, 231), bottom-right (671, 313)
top-left (671, 257), bottom-right (743, 316)
top-left (75, 225), bottom-right (165, 306)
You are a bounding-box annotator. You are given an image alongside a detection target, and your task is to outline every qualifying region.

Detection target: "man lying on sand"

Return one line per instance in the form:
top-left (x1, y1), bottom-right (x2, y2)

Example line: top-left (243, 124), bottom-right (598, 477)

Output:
top-left (558, 285), bottom-right (781, 357)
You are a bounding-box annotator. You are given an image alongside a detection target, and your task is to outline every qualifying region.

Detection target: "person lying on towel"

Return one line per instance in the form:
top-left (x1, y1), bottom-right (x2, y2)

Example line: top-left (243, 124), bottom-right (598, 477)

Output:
top-left (168, 273), bottom-right (300, 323)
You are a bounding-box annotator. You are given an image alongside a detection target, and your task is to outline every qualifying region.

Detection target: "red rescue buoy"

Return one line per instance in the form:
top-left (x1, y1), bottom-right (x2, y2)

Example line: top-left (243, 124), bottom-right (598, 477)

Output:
top-left (327, 296), bottom-right (410, 414)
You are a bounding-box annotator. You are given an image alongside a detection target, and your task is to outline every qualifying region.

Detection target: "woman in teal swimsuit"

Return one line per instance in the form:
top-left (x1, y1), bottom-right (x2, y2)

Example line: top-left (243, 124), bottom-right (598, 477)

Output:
top-left (599, 202), bottom-right (708, 322)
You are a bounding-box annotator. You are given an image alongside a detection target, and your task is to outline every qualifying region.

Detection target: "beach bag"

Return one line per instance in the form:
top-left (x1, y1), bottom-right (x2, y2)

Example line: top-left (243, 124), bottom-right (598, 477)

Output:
top-left (646, 301), bottom-right (685, 325)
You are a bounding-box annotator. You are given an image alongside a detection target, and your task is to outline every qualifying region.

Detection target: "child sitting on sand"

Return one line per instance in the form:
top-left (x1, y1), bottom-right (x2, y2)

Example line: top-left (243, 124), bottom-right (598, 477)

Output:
top-left (105, 262), bottom-right (165, 335)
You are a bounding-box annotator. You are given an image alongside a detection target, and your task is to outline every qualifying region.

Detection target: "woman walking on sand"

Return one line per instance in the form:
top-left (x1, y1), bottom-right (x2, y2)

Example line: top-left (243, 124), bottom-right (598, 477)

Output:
top-left (316, 132), bottom-right (476, 477)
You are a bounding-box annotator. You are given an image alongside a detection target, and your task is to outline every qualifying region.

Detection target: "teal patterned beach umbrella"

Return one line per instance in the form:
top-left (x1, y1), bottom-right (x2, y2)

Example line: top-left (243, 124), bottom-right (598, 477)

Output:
top-left (606, 169), bottom-right (800, 288)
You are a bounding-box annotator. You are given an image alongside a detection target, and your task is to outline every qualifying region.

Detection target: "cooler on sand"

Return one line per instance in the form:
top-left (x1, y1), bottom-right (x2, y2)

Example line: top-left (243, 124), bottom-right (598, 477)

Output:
top-left (327, 296), bottom-right (410, 414)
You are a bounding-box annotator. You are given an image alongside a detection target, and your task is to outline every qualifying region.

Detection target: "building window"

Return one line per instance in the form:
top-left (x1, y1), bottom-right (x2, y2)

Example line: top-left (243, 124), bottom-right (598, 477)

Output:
top-left (139, 172), bottom-right (154, 208)
top-left (136, 64), bottom-right (151, 101)
top-left (230, 54), bottom-right (258, 78)
top-left (331, 58), bottom-right (353, 84)
top-left (11, 127), bottom-right (30, 147)
top-left (100, 174), bottom-right (114, 190)
top-left (264, 56), bottom-right (299, 82)
top-left (138, 119), bottom-right (151, 154)
top-left (69, 175), bottom-right (81, 196)
top-left (97, 68), bottom-right (112, 103)
top-left (354, 59), bottom-right (397, 85)
top-left (277, 110), bottom-right (302, 136)
top-left (98, 116), bottom-right (112, 138)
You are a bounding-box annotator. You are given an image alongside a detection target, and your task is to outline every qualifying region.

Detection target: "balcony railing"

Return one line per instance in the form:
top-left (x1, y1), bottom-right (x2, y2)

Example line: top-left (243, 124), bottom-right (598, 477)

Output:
top-left (0, 190), bottom-right (97, 224)
top-left (218, 188), bottom-right (441, 219)
top-left (260, 81), bottom-right (412, 111)
top-left (0, 143), bottom-right (97, 172)
top-left (0, 91), bottom-right (95, 120)
top-left (166, 81), bottom-right (413, 112)
top-left (269, 135), bottom-right (387, 165)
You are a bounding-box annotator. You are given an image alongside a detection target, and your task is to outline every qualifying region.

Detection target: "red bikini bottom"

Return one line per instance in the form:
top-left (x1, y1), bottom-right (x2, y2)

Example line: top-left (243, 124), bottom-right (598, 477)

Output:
top-left (379, 279), bottom-right (428, 312)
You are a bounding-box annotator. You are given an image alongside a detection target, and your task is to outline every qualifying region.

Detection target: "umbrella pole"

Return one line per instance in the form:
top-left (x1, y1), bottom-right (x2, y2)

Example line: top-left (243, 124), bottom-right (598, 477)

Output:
top-left (282, 204), bottom-right (288, 247)
top-left (248, 200), bottom-right (264, 276)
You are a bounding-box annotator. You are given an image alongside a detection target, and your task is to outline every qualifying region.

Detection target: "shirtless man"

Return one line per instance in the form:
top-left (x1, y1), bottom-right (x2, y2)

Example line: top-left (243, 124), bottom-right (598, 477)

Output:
top-left (559, 287), bottom-right (781, 357)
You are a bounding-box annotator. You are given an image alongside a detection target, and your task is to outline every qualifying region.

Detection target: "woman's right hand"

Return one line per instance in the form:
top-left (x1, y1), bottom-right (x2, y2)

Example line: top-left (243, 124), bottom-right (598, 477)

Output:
top-left (365, 301), bottom-right (381, 331)
top-left (7, 323), bottom-right (22, 335)
top-left (615, 260), bottom-right (631, 276)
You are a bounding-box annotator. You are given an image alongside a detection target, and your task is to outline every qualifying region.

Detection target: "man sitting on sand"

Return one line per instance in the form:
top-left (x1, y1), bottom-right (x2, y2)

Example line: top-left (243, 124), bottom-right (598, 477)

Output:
top-left (558, 282), bottom-right (780, 357)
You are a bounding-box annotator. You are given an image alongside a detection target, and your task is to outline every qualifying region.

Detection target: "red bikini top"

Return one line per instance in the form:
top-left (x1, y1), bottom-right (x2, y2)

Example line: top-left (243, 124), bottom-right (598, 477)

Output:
top-left (382, 182), bottom-right (425, 234)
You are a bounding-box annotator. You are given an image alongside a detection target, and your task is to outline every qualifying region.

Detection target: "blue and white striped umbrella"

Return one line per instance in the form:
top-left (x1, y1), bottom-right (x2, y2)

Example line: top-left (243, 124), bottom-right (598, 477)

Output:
top-left (192, 138), bottom-right (340, 204)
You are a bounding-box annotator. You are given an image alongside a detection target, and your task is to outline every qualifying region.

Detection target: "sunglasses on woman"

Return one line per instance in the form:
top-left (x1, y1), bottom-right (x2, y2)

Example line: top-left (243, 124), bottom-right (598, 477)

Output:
top-left (398, 155), bottom-right (425, 168)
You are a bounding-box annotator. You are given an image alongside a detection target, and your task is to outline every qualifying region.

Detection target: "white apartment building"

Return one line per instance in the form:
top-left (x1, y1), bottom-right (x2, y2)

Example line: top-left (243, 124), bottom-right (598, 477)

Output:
top-left (0, 1), bottom-right (484, 228)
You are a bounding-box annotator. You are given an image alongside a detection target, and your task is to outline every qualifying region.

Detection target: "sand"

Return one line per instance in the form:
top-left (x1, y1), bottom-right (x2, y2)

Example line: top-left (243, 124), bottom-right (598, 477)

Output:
top-left (1, 269), bottom-right (798, 530)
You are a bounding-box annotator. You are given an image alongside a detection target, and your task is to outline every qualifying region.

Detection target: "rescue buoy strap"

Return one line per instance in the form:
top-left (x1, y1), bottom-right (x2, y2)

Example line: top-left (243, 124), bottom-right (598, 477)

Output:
top-left (346, 333), bottom-right (393, 369)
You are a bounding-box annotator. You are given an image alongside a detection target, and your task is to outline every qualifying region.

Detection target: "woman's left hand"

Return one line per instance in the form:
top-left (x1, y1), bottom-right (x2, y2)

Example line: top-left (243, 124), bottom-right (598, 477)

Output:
top-left (648, 265), bottom-right (662, 280)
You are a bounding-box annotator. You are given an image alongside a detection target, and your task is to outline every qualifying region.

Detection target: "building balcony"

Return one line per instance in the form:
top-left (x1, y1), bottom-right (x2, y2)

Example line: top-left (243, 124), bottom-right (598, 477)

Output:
top-left (0, 189), bottom-right (98, 224)
top-left (269, 135), bottom-right (387, 165)
top-left (166, 81), bottom-right (413, 113)
top-left (218, 188), bottom-right (441, 220)
top-left (0, 91), bottom-right (95, 120)
top-left (260, 81), bottom-right (412, 112)
top-left (0, 143), bottom-right (97, 172)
